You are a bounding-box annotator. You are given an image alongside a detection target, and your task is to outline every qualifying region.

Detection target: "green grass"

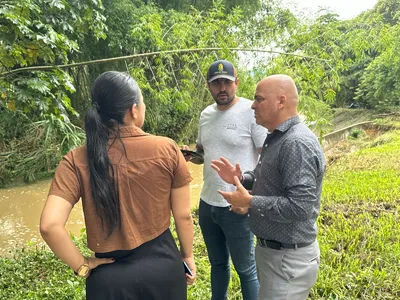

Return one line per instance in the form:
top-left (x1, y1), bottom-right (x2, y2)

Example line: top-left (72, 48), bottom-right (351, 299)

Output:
top-left (314, 211), bottom-right (400, 299)
top-left (1, 119), bottom-right (400, 299)
top-left (313, 121), bottom-right (400, 299)
top-left (323, 169), bottom-right (400, 204)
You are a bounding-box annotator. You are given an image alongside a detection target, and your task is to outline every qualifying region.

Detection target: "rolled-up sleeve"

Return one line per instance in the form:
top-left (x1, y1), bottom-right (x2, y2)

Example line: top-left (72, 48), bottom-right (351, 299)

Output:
top-left (171, 143), bottom-right (193, 189)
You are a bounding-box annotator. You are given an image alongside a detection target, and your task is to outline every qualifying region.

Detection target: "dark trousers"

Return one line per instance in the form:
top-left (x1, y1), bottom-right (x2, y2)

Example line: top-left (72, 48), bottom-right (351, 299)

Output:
top-left (86, 229), bottom-right (187, 300)
top-left (199, 200), bottom-right (259, 300)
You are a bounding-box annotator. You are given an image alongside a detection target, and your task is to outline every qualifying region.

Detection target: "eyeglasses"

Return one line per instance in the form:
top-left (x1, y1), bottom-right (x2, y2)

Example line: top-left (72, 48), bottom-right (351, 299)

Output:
top-left (209, 79), bottom-right (236, 87)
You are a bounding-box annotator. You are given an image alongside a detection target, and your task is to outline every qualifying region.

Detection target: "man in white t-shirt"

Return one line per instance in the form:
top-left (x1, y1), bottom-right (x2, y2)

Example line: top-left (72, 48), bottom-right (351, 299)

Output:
top-left (184, 60), bottom-right (267, 300)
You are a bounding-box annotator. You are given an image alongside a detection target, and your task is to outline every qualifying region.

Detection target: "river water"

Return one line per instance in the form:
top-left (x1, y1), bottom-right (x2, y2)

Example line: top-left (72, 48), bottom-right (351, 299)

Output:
top-left (0, 163), bottom-right (203, 255)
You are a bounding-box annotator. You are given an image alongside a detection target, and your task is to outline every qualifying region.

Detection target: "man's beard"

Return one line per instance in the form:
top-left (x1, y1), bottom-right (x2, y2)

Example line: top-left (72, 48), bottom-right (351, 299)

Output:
top-left (214, 93), bottom-right (235, 106)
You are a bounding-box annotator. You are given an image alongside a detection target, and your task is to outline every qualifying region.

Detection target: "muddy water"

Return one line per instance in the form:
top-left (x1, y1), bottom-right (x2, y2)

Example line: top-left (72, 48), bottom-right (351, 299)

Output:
top-left (0, 163), bottom-right (203, 254)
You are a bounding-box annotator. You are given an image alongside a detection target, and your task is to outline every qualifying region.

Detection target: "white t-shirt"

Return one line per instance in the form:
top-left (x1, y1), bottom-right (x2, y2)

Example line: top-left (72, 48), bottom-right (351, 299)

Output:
top-left (197, 97), bottom-right (268, 207)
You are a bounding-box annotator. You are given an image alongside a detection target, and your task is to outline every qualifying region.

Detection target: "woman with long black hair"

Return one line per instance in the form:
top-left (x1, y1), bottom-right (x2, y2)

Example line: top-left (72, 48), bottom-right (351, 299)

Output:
top-left (40, 71), bottom-right (196, 299)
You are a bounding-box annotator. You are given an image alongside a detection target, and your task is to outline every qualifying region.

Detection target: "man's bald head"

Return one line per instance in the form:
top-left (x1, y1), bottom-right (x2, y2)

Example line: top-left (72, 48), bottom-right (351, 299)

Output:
top-left (258, 74), bottom-right (299, 107)
top-left (252, 74), bottom-right (299, 131)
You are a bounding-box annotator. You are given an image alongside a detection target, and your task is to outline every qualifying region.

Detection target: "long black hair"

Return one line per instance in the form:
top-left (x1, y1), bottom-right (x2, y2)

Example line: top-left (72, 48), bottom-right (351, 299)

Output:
top-left (85, 71), bottom-right (141, 237)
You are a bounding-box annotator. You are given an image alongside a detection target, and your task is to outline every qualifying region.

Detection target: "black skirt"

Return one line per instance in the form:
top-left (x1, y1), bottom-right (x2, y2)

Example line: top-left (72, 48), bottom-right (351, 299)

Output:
top-left (86, 229), bottom-right (187, 300)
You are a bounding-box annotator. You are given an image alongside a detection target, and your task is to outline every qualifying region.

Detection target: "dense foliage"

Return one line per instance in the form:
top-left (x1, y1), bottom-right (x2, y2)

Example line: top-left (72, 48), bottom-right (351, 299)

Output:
top-left (0, 0), bottom-right (106, 119)
top-left (279, 0), bottom-right (400, 111)
top-left (1, 0), bottom-right (399, 182)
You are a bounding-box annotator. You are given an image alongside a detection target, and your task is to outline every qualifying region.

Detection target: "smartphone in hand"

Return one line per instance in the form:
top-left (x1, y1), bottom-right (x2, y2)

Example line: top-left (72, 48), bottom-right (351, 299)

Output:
top-left (183, 261), bottom-right (193, 276)
top-left (180, 149), bottom-right (203, 160)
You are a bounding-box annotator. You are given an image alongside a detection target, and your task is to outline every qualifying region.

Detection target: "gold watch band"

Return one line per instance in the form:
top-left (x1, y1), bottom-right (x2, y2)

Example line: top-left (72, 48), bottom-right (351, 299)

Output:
top-left (75, 258), bottom-right (90, 278)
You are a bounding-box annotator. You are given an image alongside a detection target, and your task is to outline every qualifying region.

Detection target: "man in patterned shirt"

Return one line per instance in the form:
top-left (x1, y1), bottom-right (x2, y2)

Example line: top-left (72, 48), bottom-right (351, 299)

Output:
top-left (211, 74), bottom-right (326, 300)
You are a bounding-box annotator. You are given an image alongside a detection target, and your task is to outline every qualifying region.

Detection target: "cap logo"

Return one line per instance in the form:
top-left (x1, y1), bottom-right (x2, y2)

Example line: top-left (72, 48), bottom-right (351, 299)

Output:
top-left (208, 61), bottom-right (235, 82)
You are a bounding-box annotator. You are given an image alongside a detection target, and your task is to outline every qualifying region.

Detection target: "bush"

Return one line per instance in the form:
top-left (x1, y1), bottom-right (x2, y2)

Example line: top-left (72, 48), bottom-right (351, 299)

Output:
top-left (0, 230), bottom-right (89, 300)
top-left (348, 128), bottom-right (365, 139)
top-left (0, 111), bottom-right (85, 187)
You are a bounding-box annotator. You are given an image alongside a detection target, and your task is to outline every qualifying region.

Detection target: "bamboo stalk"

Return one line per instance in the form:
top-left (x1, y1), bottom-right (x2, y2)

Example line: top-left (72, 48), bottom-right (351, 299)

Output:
top-left (1, 47), bottom-right (330, 76)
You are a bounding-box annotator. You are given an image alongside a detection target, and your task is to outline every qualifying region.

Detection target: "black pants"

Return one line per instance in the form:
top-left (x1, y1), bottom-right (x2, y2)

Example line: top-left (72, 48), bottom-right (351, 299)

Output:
top-left (86, 229), bottom-right (187, 300)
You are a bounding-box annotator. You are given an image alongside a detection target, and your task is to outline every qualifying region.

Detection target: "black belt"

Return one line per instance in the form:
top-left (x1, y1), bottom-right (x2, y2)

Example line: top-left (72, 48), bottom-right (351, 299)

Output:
top-left (257, 238), bottom-right (313, 250)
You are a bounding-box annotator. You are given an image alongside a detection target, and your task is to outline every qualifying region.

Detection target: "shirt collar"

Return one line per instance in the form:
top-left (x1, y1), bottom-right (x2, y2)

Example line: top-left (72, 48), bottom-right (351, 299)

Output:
top-left (110, 126), bottom-right (149, 138)
top-left (275, 115), bottom-right (301, 133)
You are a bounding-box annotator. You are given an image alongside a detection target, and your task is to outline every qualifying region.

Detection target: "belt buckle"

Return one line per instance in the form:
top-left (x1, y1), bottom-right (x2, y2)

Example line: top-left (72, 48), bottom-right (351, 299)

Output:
top-left (258, 238), bottom-right (267, 248)
top-left (258, 238), bottom-right (284, 250)
top-left (267, 240), bottom-right (283, 250)
top-left (276, 242), bottom-right (284, 250)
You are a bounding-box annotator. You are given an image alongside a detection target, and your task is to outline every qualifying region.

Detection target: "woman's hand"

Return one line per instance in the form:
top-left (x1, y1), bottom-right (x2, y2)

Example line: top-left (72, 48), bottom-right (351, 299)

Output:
top-left (85, 256), bottom-right (115, 277)
top-left (183, 256), bottom-right (196, 285)
top-left (171, 185), bottom-right (195, 285)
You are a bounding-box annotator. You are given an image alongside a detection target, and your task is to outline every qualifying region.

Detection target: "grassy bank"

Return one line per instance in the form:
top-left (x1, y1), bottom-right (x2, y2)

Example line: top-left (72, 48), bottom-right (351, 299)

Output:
top-left (1, 118), bottom-right (400, 299)
top-left (312, 117), bottom-right (400, 300)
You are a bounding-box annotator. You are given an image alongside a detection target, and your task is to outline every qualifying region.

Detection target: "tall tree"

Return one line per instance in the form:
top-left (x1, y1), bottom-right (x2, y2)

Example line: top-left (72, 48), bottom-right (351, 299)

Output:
top-left (0, 0), bottom-right (106, 120)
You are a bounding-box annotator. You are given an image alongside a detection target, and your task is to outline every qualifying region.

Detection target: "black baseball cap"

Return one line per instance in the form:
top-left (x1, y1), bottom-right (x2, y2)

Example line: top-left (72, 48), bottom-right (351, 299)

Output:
top-left (207, 60), bottom-right (237, 83)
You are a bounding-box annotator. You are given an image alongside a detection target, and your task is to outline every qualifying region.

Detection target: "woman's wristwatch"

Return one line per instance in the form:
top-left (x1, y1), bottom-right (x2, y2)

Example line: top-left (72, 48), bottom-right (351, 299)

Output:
top-left (74, 258), bottom-right (91, 278)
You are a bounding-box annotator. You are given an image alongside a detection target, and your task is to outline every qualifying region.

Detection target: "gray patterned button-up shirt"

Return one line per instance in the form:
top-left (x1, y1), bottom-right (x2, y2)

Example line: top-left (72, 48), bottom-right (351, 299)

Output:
top-left (242, 115), bottom-right (326, 244)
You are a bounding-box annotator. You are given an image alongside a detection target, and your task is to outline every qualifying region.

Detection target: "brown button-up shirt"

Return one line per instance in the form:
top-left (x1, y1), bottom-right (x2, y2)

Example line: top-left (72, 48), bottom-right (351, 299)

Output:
top-left (49, 126), bottom-right (192, 253)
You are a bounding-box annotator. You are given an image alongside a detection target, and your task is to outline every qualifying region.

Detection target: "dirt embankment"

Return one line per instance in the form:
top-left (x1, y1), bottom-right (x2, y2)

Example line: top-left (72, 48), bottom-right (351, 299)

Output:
top-left (323, 108), bottom-right (399, 166)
